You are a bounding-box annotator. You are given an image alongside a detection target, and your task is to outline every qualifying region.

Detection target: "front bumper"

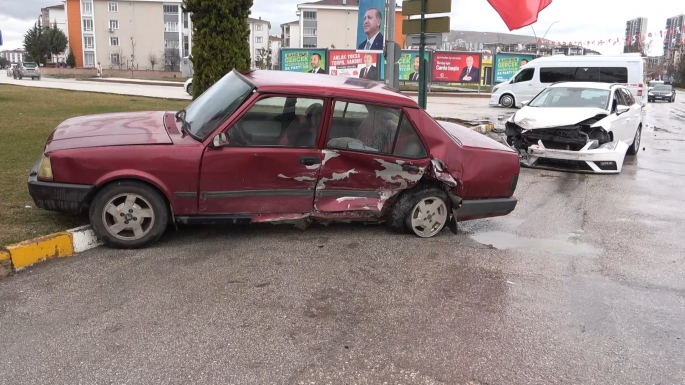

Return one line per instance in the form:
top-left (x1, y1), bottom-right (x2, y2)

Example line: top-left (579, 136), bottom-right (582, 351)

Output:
top-left (489, 93), bottom-right (501, 106)
top-left (518, 140), bottom-right (629, 174)
top-left (649, 94), bottom-right (672, 100)
top-left (27, 156), bottom-right (94, 214)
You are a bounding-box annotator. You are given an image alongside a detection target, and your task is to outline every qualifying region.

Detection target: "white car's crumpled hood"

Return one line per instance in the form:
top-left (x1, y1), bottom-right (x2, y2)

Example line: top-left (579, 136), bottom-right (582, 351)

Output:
top-left (510, 107), bottom-right (609, 130)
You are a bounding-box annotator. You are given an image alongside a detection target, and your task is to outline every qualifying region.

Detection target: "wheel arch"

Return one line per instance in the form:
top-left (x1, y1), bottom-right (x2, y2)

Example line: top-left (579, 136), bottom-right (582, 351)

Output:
top-left (86, 174), bottom-right (173, 210)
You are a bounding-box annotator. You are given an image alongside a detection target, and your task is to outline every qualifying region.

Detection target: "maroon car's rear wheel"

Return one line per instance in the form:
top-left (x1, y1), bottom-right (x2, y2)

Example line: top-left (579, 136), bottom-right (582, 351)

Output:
top-left (387, 186), bottom-right (449, 238)
top-left (89, 180), bottom-right (169, 249)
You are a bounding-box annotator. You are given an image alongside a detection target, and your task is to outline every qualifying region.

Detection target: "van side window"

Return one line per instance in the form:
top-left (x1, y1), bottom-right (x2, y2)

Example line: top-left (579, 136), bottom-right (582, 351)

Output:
top-left (574, 67), bottom-right (600, 81)
top-left (598, 67), bottom-right (628, 83)
top-left (540, 67), bottom-right (576, 83)
top-left (540, 66), bottom-right (629, 84)
top-left (513, 68), bottom-right (534, 83)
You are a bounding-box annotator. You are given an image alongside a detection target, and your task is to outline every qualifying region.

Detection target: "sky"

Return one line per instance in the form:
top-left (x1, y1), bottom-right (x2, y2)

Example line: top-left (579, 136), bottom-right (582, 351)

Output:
top-left (1, 0), bottom-right (681, 56)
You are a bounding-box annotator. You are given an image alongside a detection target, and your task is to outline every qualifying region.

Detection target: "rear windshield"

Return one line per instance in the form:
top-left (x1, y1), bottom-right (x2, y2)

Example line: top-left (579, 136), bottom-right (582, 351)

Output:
top-left (540, 67), bottom-right (628, 84)
top-left (23, 63), bottom-right (37, 68)
top-left (654, 85), bottom-right (672, 91)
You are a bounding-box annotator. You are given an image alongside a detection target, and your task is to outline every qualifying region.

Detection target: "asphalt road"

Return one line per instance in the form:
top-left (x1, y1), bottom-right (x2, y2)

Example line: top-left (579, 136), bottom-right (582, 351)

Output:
top-left (1, 91), bottom-right (684, 384)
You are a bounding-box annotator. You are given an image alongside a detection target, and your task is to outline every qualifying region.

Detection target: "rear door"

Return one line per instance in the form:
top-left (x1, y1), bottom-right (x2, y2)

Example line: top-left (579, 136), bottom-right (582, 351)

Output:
top-left (313, 99), bottom-right (430, 215)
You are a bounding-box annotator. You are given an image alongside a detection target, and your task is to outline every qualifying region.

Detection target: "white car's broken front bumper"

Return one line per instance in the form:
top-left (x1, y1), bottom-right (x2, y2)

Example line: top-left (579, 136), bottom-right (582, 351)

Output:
top-left (518, 140), bottom-right (629, 174)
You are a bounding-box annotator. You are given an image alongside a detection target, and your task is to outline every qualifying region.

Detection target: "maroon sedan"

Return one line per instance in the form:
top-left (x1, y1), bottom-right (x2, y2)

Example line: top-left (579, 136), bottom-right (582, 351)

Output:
top-left (28, 70), bottom-right (520, 248)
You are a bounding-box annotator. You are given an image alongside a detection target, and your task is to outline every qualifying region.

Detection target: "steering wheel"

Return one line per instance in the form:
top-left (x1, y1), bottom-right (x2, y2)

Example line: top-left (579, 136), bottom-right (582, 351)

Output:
top-left (228, 121), bottom-right (250, 146)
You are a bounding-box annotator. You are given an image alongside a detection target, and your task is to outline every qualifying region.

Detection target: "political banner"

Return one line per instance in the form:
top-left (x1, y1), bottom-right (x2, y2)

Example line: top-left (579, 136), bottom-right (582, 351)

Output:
top-left (431, 51), bottom-right (483, 83)
top-left (493, 53), bottom-right (534, 83)
top-left (398, 50), bottom-right (431, 82)
top-left (328, 50), bottom-right (381, 80)
top-left (281, 49), bottom-right (327, 74)
top-left (356, 0), bottom-right (386, 53)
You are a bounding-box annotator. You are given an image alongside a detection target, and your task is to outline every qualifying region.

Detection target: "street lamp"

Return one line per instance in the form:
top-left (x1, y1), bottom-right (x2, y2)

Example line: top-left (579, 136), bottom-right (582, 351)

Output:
top-left (531, 21), bottom-right (560, 55)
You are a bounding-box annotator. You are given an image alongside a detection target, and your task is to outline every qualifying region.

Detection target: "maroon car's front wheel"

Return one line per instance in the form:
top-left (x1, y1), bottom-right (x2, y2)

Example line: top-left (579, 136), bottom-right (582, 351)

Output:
top-left (89, 181), bottom-right (169, 249)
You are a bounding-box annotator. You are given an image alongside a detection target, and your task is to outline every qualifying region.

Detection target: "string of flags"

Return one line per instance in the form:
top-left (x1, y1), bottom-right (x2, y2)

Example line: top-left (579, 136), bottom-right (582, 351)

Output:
top-left (540, 25), bottom-right (685, 47)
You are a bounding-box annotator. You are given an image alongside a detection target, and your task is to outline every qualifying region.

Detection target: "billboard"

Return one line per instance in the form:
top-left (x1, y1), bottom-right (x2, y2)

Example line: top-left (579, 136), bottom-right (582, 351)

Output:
top-left (493, 53), bottom-right (534, 83)
top-left (398, 50), bottom-right (431, 81)
top-left (281, 49), bottom-right (328, 74)
top-left (431, 51), bottom-right (483, 83)
top-left (328, 50), bottom-right (381, 80)
top-left (356, 0), bottom-right (386, 53)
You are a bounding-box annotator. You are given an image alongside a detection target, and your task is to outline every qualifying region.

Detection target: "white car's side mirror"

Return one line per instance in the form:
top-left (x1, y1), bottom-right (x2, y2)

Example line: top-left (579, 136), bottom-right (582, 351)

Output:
top-left (521, 100), bottom-right (530, 106)
top-left (616, 105), bottom-right (630, 115)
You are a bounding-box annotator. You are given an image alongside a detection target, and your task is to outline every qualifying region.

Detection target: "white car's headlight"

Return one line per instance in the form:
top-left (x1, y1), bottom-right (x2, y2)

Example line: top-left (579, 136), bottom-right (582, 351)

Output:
top-left (598, 141), bottom-right (619, 150)
top-left (37, 155), bottom-right (53, 180)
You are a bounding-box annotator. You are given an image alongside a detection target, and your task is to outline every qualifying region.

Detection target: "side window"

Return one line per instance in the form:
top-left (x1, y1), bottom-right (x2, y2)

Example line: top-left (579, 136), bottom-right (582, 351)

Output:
top-left (599, 67), bottom-right (628, 83)
top-left (574, 67), bottom-right (600, 81)
top-left (393, 116), bottom-right (427, 158)
top-left (228, 96), bottom-right (324, 148)
top-left (620, 88), bottom-right (635, 105)
top-left (540, 67), bottom-right (575, 83)
top-left (327, 101), bottom-right (402, 154)
top-left (513, 68), bottom-right (534, 83)
top-left (611, 90), bottom-right (625, 112)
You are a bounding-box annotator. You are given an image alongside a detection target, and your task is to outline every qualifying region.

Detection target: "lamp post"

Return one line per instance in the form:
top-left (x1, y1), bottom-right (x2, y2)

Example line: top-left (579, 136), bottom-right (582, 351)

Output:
top-left (531, 21), bottom-right (559, 55)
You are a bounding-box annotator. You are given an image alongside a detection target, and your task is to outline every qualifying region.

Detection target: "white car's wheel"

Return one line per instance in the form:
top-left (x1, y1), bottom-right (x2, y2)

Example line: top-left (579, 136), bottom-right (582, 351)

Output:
top-left (500, 94), bottom-right (515, 108)
top-left (187, 83), bottom-right (192, 95)
top-left (627, 124), bottom-right (642, 155)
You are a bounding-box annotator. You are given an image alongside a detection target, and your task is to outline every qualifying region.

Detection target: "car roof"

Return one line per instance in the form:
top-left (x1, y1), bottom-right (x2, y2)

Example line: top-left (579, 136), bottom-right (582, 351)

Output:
top-left (240, 70), bottom-right (418, 108)
top-left (548, 82), bottom-right (621, 90)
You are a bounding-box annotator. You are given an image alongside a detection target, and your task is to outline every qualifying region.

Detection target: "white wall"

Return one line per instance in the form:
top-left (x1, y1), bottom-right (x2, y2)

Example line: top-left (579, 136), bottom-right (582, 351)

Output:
top-left (270, 39), bottom-right (282, 69)
top-left (249, 20), bottom-right (270, 69)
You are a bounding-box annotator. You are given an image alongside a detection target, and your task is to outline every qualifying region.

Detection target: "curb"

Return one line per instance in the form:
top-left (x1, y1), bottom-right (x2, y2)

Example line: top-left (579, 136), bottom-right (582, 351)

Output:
top-left (0, 225), bottom-right (102, 279)
top-left (80, 78), bottom-right (185, 88)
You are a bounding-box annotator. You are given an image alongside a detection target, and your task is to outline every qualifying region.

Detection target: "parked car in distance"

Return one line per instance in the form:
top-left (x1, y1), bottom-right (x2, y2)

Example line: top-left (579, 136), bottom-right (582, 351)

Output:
top-left (647, 80), bottom-right (664, 92)
top-left (505, 82), bottom-right (643, 174)
top-left (28, 69), bottom-right (520, 249)
top-left (6, 63), bottom-right (17, 77)
top-left (184, 78), bottom-right (192, 95)
top-left (648, 84), bottom-right (676, 103)
top-left (490, 54), bottom-right (646, 108)
top-left (13, 62), bottom-right (41, 80)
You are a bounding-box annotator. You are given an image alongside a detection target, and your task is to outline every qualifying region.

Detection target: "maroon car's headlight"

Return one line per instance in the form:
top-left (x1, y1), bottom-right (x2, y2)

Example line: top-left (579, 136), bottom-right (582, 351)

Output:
top-left (37, 155), bottom-right (53, 181)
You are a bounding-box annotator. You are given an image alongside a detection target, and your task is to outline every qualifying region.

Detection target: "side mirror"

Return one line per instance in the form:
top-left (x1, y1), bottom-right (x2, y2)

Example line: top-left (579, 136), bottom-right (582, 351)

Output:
top-left (616, 105), bottom-right (630, 115)
top-left (212, 132), bottom-right (229, 147)
top-left (521, 100), bottom-right (530, 106)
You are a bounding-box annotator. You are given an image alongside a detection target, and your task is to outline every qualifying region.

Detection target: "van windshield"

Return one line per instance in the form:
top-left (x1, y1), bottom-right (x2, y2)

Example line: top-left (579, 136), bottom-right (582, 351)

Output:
top-left (528, 87), bottom-right (610, 109)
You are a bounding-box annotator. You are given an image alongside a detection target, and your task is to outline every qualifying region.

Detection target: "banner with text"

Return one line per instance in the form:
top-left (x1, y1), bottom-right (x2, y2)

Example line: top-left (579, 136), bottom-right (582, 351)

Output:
top-left (328, 50), bottom-right (381, 80)
top-left (493, 53), bottom-right (535, 83)
top-left (431, 52), bottom-right (483, 83)
top-left (281, 49), bottom-right (328, 73)
top-left (398, 50), bottom-right (431, 82)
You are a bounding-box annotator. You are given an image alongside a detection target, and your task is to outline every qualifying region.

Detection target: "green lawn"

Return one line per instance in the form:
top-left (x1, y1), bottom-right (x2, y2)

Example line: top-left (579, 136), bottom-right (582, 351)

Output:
top-left (0, 85), bottom-right (188, 246)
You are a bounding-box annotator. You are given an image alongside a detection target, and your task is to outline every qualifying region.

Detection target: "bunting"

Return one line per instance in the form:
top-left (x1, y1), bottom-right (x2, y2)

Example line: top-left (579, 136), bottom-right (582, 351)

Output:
top-left (538, 25), bottom-right (685, 47)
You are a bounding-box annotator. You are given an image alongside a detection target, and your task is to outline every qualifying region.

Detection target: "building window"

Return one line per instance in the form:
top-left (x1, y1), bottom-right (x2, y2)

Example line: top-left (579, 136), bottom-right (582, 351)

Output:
top-left (85, 52), bottom-right (95, 67)
top-left (183, 12), bottom-right (189, 29)
top-left (109, 20), bottom-right (119, 30)
top-left (303, 28), bottom-right (317, 37)
top-left (303, 11), bottom-right (316, 20)
top-left (183, 35), bottom-right (189, 57)
top-left (110, 36), bottom-right (119, 46)
top-left (110, 53), bottom-right (120, 64)
top-left (165, 40), bottom-right (179, 49)
top-left (256, 24), bottom-right (263, 31)
top-left (163, 4), bottom-right (179, 14)
top-left (304, 44), bottom-right (316, 48)
top-left (108, 2), bottom-right (118, 12)
top-left (84, 36), bottom-right (94, 49)
top-left (83, 18), bottom-right (93, 32)
top-left (165, 21), bottom-right (179, 32)
top-left (255, 37), bottom-right (263, 43)
top-left (82, 1), bottom-right (92, 15)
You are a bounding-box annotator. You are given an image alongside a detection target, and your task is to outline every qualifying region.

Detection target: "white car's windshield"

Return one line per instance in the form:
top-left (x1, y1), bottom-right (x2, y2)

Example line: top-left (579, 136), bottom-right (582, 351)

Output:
top-left (182, 70), bottom-right (254, 140)
top-left (528, 87), bottom-right (610, 109)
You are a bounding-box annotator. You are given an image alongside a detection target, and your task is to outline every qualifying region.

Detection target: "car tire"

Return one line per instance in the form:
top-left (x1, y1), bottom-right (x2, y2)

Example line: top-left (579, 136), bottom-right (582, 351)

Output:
top-left (187, 83), bottom-right (192, 95)
top-left (89, 180), bottom-right (169, 249)
top-left (627, 124), bottom-right (642, 156)
top-left (500, 94), bottom-right (515, 108)
top-left (387, 186), bottom-right (449, 238)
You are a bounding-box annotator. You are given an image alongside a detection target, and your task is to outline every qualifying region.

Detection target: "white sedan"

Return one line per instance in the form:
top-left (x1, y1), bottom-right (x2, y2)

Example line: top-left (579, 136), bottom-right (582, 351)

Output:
top-left (504, 82), bottom-right (643, 174)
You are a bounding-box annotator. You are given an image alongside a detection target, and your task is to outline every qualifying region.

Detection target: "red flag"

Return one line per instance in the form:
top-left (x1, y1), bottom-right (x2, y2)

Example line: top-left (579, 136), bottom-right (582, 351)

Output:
top-left (487, 0), bottom-right (552, 30)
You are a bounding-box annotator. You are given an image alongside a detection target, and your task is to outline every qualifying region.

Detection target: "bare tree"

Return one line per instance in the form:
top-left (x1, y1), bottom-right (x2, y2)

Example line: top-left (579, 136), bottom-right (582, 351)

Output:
top-left (111, 48), bottom-right (126, 70)
top-left (255, 48), bottom-right (272, 70)
top-left (148, 52), bottom-right (158, 71)
top-left (165, 49), bottom-right (181, 71)
top-left (129, 37), bottom-right (137, 71)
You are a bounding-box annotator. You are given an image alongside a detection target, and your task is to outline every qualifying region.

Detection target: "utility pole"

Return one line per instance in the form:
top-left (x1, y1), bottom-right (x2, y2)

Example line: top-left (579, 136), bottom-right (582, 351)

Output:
top-left (418, 0), bottom-right (427, 109)
top-left (385, 0), bottom-right (396, 89)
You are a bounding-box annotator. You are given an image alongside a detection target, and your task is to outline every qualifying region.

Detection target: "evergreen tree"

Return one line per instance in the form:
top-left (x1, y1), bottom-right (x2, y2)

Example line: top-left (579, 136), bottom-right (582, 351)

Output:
top-left (45, 22), bottom-right (69, 62)
top-left (66, 52), bottom-right (77, 68)
top-left (23, 21), bottom-right (49, 65)
top-left (182, 0), bottom-right (253, 98)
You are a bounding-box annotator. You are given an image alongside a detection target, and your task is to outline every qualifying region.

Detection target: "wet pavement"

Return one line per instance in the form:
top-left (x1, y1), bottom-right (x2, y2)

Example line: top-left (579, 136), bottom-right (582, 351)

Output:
top-left (1, 92), bottom-right (684, 384)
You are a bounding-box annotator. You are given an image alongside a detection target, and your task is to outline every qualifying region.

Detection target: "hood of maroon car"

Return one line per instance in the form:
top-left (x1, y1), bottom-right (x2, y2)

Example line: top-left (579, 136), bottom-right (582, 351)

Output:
top-left (45, 111), bottom-right (172, 152)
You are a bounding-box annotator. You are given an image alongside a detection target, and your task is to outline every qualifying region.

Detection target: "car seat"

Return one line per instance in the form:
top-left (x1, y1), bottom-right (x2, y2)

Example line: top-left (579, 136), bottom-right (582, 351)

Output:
top-left (278, 103), bottom-right (323, 147)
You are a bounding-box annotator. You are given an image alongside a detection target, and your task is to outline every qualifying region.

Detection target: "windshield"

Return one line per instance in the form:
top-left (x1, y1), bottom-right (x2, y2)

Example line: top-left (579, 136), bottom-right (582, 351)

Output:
top-left (23, 63), bottom-right (37, 68)
top-left (183, 70), bottom-right (254, 140)
top-left (653, 85), bottom-right (672, 91)
top-left (528, 87), bottom-right (610, 109)
top-left (649, 81), bottom-right (663, 86)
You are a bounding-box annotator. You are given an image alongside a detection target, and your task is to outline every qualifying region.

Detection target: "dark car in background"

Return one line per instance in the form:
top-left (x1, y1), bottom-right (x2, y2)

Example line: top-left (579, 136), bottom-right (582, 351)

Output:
top-left (28, 70), bottom-right (520, 249)
top-left (648, 84), bottom-right (676, 103)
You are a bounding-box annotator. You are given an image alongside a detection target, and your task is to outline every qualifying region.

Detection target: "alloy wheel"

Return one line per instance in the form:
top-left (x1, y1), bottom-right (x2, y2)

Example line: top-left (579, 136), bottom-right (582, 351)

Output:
top-left (409, 197), bottom-right (447, 238)
top-left (102, 193), bottom-right (156, 241)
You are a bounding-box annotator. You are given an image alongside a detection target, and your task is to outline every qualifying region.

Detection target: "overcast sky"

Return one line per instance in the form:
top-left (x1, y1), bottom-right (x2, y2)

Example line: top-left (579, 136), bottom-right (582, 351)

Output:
top-left (1, 0), bottom-right (680, 56)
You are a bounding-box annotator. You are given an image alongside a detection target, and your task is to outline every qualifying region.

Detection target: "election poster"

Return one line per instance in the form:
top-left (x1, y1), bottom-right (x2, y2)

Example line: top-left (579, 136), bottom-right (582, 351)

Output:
top-left (398, 50), bottom-right (431, 82)
top-left (280, 49), bottom-right (328, 74)
top-left (493, 53), bottom-right (534, 83)
top-left (328, 50), bottom-right (381, 80)
top-left (356, 0), bottom-right (386, 53)
top-left (431, 51), bottom-right (483, 83)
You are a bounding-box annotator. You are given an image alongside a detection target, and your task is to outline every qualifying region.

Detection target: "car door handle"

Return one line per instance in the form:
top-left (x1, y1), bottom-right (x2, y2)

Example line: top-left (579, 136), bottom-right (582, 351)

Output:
top-left (402, 164), bottom-right (420, 172)
top-left (299, 156), bottom-right (320, 166)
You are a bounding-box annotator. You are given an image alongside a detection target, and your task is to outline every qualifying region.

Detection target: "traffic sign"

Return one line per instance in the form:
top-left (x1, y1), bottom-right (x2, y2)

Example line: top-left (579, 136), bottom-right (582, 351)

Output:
top-left (402, 17), bottom-right (450, 34)
top-left (402, 0), bottom-right (451, 16)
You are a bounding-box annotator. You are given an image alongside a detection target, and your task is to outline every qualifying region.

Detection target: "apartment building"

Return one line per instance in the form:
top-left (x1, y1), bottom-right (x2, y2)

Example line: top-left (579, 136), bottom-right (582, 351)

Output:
top-left (281, 20), bottom-right (300, 48)
top-left (623, 17), bottom-right (648, 52)
top-left (65, 0), bottom-right (188, 69)
top-left (248, 17), bottom-right (270, 70)
top-left (293, 0), bottom-right (405, 49)
top-left (41, 4), bottom-right (68, 63)
top-left (269, 36), bottom-right (282, 69)
top-left (664, 14), bottom-right (685, 61)
top-left (0, 49), bottom-right (26, 63)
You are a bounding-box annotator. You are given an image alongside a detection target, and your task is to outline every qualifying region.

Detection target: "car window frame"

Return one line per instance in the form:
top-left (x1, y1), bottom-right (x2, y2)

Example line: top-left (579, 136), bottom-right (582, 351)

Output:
top-left (326, 98), bottom-right (430, 160)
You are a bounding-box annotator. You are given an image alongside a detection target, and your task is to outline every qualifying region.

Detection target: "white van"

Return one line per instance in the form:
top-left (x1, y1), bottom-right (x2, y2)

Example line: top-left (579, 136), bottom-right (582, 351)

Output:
top-left (489, 54), bottom-right (645, 108)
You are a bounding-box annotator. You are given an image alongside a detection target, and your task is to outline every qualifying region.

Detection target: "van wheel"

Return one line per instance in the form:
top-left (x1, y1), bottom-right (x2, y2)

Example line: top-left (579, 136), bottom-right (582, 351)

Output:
top-left (500, 94), bottom-right (515, 108)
